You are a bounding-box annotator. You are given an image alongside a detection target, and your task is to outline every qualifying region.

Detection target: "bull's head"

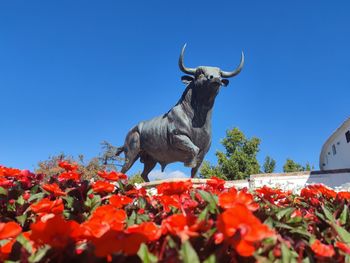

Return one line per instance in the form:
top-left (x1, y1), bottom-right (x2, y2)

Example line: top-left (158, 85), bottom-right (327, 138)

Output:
top-left (178, 44), bottom-right (244, 94)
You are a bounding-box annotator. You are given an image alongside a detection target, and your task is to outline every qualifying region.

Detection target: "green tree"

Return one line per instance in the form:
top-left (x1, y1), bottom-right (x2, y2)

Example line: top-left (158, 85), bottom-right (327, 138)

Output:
top-left (128, 172), bottom-right (145, 184)
top-left (262, 156), bottom-right (276, 173)
top-left (200, 128), bottom-right (261, 180)
top-left (35, 141), bottom-right (123, 181)
top-left (283, 158), bottom-right (305, 173)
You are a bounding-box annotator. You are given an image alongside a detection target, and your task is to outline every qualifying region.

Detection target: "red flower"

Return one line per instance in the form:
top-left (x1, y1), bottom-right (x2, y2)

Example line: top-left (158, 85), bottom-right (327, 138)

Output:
top-left (311, 239), bottom-right (335, 257)
top-left (42, 183), bottom-right (66, 196)
top-left (156, 195), bottom-right (181, 212)
top-left (219, 188), bottom-right (259, 211)
top-left (125, 187), bottom-right (148, 198)
top-left (335, 241), bottom-right (350, 254)
top-left (157, 180), bottom-right (192, 196)
top-left (78, 205), bottom-right (126, 238)
top-left (58, 161), bottom-right (78, 171)
top-left (206, 176), bottom-right (225, 193)
top-left (0, 222), bottom-right (22, 239)
top-left (109, 194), bottom-right (133, 208)
top-left (23, 191), bottom-right (31, 200)
top-left (162, 214), bottom-right (200, 242)
top-left (92, 181), bottom-right (115, 194)
top-left (126, 222), bottom-right (161, 241)
top-left (30, 198), bottom-right (64, 215)
top-left (255, 186), bottom-right (290, 204)
top-left (181, 194), bottom-right (199, 210)
top-left (92, 230), bottom-right (147, 258)
top-left (0, 239), bottom-right (16, 261)
top-left (97, 170), bottom-right (127, 181)
top-left (0, 166), bottom-right (21, 177)
top-left (337, 191), bottom-right (350, 201)
top-left (30, 215), bottom-right (79, 248)
top-left (290, 209), bottom-right (302, 219)
top-left (217, 203), bottom-right (275, 257)
top-left (0, 177), bottom-right (13, 188)
top-left (301, 184), bottom-right (336, 200)
top-left (58, 171), bottom-right (81, 182)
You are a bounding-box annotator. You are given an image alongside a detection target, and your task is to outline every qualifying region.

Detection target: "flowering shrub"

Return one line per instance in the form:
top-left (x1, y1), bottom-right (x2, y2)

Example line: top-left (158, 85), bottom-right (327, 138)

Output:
top-left (1, 163), bottom-right (350, 262)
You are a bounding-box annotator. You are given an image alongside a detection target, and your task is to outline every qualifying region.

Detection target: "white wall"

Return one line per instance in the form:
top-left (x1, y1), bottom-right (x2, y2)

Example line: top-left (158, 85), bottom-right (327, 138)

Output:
top-left (320, 122), bottom-right (350, 170)
top-left (250, 170), bottom-right (350, 192)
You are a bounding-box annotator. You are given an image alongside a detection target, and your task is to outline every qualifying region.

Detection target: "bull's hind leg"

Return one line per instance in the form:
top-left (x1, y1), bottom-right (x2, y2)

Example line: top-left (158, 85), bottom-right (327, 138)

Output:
top-left (121, 129), bottom-right (141, 175)
top-left (140, 155), bottom-right (156, 182)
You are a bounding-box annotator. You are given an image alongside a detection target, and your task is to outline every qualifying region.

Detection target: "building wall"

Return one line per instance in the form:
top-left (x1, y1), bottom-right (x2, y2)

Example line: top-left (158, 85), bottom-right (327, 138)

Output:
top-left (320, 119), bottom-right (350, 170)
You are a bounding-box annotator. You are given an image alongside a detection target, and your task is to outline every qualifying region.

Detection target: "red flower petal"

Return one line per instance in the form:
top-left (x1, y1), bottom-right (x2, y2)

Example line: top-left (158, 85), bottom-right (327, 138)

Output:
top-left (311, 239), bottom-right (335, 257)
top-left (0, 222), bottom-right (22, 239)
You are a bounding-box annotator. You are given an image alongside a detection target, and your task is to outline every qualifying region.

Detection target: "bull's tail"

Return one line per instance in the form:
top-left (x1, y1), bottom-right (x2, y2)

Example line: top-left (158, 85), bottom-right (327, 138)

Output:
top-left (115, 146), bottom-right (125, 156)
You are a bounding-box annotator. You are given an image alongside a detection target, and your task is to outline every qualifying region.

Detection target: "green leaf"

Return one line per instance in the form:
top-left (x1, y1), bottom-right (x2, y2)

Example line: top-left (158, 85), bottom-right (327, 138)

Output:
top-left (281, 242), bottom-right (298, 263)
top-left (16, 214), bottom-right (27, 226)
top-left (28, 245), bottom-right (50, 263)
top-left (62, 195), bottom-right (74, 209)
top-left (274, 221), bottom-right (293, 230)
top-left (281, 242), bottom-right (290, 263)
top-left (322, 206), bottom-right (334, 222)
top-left (276, 207), bottom-right (294, 220)
top-left (90, 195), bottom-right (101, 212)
top-left (180, 241), bottom-right (200, 263)
top-left (198, 206), bottom-right (209, 221)
top-left (127, 211), bottom-right (137, 226)
top-left (16, 195), bottom-right (25, 206)
top-left (203, 254), bottom-right (217, 263)
top-left (197, 190), bottom-right (218, 213)
top-left (167, 237), bottom-right (177, 249)
top-left (17, 233), bottom-right (33, 253)
top-left (315, 211), bottom-right (326, 221)
top-left (332, 223), bottom-right (350, 243)
top-left (0, 186), bottom-right (8, 195)
top-left (30, 185), bottom-right (39, 194)
top-left (290, 228), bottom-right (313, 238)
top-left (84, 195), bottom-right (101, 212)
top-left (136, 214), bottom-right (150, 224)
top-left (84, 197), bottom-right (92, 207)
top-left (264, 216), bottom-right (274, 228)
top-left (7, 203), bottom-right (16, 212)
top-left (137, 243), bottom-right (158, 263)
top-left (28, 192), bottom-right (45, 202)
top-left (339, 205), bottom-right (348, 225)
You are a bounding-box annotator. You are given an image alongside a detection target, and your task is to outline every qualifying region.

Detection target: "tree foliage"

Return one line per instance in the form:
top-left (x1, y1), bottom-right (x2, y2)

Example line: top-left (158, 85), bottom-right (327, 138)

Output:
top-left (128, 172), bottom-right (145, 184)
top-left (262, 156), bottom-right (276, 173)
top-left (282, 158), bottom-right (312, 173)
top-left (200, 128), bottom-right (261, 180)
top-left (35, 141), bottom-right (124, 181)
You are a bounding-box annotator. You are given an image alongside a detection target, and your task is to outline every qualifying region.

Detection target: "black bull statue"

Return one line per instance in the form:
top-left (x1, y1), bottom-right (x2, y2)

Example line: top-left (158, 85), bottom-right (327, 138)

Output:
top-left (116, 44), bottom-right (244, 182)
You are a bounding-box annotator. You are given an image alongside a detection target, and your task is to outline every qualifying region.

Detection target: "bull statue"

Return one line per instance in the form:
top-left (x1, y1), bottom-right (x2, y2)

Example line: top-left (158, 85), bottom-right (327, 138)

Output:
top-left (116, 44), bottom-right (244, 182)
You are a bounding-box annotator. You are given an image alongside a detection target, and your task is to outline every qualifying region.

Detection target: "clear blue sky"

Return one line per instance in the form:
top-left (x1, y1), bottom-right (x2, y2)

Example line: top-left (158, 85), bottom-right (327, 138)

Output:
top-left (1, 1), bottom-right (350, 176)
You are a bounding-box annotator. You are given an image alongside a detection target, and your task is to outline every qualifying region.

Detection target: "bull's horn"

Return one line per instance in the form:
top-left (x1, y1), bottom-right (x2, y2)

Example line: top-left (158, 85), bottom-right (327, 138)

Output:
top-left (178, 44), bottom-right (196, 75)
top-left (220, 51), bottom-right (244, 78)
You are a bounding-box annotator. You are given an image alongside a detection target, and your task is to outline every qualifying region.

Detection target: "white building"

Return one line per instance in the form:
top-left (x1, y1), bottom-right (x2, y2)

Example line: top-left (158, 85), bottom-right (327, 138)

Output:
top-left (320, 117), bottom-right (350, 170)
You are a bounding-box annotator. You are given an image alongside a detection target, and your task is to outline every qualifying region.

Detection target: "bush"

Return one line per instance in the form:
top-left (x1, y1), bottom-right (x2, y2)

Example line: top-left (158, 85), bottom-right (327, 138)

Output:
top-left (1, 163), bottom-right (350, 262)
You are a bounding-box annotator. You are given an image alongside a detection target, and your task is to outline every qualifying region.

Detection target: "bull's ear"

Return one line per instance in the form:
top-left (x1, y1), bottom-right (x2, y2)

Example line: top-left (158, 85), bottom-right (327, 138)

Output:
top-left (181, 75), bottom-right (194, 84)
top-left (221, 79), bottom-right (229, 87)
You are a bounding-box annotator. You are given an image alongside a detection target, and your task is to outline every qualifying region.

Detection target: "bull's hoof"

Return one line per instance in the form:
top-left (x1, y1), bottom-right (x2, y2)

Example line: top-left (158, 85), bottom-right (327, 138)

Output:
top-left (184, 159), bottom-right (197, 168)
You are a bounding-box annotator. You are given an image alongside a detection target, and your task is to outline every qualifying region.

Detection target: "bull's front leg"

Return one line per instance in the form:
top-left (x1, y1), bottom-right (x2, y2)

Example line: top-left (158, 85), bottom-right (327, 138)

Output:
top-left (171, 133), bottom-right (200, 168)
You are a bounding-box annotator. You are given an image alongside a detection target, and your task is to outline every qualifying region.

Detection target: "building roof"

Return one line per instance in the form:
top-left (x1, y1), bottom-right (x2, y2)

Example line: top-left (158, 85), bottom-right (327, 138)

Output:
top-left (319, 117), bottom-right (350, 170)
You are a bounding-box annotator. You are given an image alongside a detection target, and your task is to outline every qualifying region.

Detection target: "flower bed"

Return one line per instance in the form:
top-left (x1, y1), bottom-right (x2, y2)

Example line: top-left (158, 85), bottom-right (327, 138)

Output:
top-left (1, 162), bottom-right (350, 262)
